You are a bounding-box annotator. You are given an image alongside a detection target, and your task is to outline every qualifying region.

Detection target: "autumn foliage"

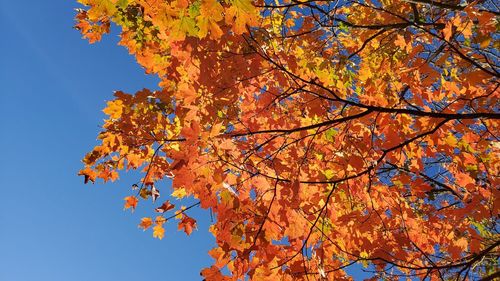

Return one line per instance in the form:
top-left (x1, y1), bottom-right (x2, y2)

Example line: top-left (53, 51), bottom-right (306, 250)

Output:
top-left (76, 0), bottom-right (499, 279)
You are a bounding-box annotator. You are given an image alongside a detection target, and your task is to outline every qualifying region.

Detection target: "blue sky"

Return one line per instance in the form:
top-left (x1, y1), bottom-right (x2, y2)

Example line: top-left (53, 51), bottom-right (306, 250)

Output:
top-left (0, 1), bottom-right (213, 280)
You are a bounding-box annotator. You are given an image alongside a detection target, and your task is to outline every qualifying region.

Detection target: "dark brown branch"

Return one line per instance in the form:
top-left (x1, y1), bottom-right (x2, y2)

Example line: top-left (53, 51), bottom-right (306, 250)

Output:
top-left (403, 0), bottom-right (466, 11)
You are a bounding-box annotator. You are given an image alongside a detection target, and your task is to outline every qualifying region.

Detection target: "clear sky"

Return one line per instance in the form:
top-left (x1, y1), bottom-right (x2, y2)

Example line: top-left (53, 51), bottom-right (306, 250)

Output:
top-left (0, 1), bottom-right (370, 280)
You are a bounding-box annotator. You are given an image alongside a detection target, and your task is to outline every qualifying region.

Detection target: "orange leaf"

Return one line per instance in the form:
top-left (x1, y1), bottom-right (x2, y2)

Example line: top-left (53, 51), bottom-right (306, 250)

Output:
top-left (178, 215), bottom-right (197, 235)
top-left (123, 196), bottom-right (138, 210)
top-left (138, 217), bottom-right (153, 230)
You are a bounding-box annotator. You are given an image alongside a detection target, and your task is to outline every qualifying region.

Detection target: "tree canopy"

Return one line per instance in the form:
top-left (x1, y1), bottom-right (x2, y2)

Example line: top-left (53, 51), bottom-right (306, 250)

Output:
top-left (75, 0), bottom-right (499, 279)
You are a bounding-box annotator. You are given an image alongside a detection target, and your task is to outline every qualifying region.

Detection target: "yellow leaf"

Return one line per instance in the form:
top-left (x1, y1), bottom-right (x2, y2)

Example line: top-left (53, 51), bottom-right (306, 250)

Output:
top-left (359, 251), bottom-right (369, 268)
top-left (445, 134), bottom-right (458, 147)
top-left (197, 0), bottom-right (224, 38)
top-left (393, 180), bottom-right (403, 187)
top-left (358, 66), bottom-right (372, 81)
top-left (225, 0), bottom-right (259, 34)
top-left (170, 143), bottom-right (181, 151)
top-left (153, 224), bottom-right (165, 239)
top-left (172, 187), bottom-right (187, 199)
top-left (103, 100), bottom-right (123, 119)
top-left (323, 169), bottom-right (335, 180)
top-left (81, 0), bottom-right (117, 21)
top-left (175, 206), bottom-right (186, 219)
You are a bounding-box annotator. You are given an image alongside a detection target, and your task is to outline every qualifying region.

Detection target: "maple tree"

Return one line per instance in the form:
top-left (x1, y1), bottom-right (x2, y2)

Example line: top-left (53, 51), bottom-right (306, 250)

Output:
top-left (75, 0), bottom-right (499, 279)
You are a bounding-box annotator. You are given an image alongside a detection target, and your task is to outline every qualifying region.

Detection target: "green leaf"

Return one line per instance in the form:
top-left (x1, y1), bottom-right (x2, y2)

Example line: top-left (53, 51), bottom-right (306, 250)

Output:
top-left (117, 0), bottom-right (128, 9)
top-left (325, 127), bottom-right (338, 142)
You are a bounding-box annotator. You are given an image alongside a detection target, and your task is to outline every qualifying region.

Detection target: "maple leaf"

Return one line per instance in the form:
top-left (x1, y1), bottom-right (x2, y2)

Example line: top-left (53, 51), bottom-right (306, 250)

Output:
top-left (123, 196), bottom-right (138, 211)
top-left (225, 0), bottom-right (258, 34)
top-left (155, 216), bottom-right (166, 225)
top-left (102, 100), bottom-right (123, 119)
top-left (78, 167), bottom-right (96, 184)
top-left (138, 217), bottom-right (153, 230)
top-left (155, 200), bottom-right (175, 213)
top-left (200, 266), bottom-right (225, 280)
top-left (153, 224), bottom-right (165, 240)
top-left (196, 0), bottom-right (224, 38)
top-left (178, 215), bottom-right (197, 235)
top-left (171, 187), bottom-right (187, 199)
